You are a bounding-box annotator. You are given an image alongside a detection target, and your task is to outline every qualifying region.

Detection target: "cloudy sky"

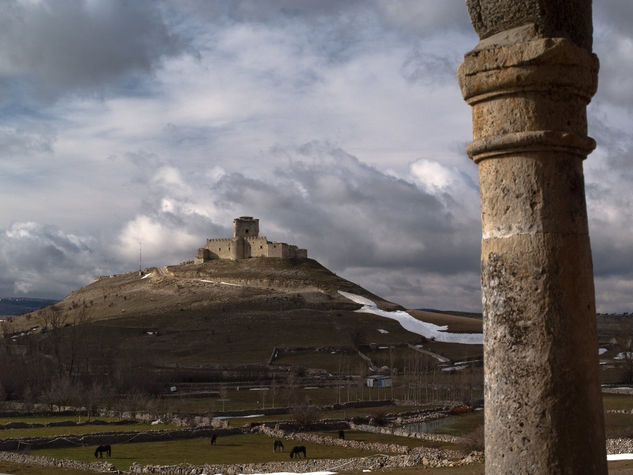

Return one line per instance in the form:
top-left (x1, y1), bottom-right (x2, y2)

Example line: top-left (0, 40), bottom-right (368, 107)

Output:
top-left (0, 0), bottom-right (631, 312)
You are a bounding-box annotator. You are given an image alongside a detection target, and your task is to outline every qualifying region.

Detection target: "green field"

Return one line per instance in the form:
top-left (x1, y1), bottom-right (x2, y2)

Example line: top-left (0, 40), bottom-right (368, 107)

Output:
top-left (32, 433), bottom-right (379, 471)
top-left (0, 423), bottom-right (176, 440)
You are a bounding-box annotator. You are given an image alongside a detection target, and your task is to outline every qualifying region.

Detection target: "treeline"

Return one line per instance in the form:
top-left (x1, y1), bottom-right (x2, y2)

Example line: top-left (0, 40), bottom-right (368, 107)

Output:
top-left (0, 306), bottom-right (164, 409)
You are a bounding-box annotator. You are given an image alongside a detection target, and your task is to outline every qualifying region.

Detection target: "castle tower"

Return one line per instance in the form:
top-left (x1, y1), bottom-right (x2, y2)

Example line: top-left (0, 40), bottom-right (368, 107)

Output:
top-left (233, 217), bottom-right (259, 238)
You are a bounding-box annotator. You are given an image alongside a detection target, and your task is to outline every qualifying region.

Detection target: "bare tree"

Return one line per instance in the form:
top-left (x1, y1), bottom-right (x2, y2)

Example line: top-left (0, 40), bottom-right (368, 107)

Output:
top-left (291, 404), bottom-right (321, 428)
top-left (615, 336), bottom-right (633, 384)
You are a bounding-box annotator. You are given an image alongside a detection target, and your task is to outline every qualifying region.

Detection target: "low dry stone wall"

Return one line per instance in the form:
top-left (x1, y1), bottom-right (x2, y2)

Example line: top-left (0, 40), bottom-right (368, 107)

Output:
top-left (130, 452), bottom-right (484, 474)
top-left (0, 427), bottom-right (242, 451)
top-left (0, 450), bottom-right (117, 473)
top-left (607, 438), bottom-right (633, 454)
top-left (606, 409), bottom-right (633, 415)
top-left (0, 419), bottom-right (138, 431)
top-left (348, 422), bottom-right (462, 445)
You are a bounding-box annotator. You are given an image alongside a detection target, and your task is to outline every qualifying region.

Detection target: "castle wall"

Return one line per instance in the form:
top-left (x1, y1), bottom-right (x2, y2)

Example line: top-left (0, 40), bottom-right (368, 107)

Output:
top-left (203, 238), bottom-right (235, 260)
top-left (194, 218), bottom-right (307, 262)
top-left (245, 236), bottom-right (269, 258)
top-left (267, 242), bottom-right (307, 258)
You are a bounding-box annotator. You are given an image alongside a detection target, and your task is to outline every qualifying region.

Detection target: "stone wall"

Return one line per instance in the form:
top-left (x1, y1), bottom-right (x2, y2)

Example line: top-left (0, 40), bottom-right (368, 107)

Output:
top-left (195, 217), bottom-right (307, 261)
top-left (197, 236), bottom-right (306, 261)
top-left (348, 422), bottom-right (462, 445)
top-left (202, 238), bottom-right (236, 260)
top-left (129, 451), bottom-right (483, 474)
top-left (245, 236), bottom-right (269, 258)
top-left (0, 451), bottom-right (115, 473)
top-left (0, 427), bottom-right (242, 451)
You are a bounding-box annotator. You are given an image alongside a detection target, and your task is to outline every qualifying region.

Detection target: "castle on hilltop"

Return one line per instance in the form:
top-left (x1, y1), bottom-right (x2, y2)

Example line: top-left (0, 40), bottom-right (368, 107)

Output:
top-left (194, 217), bottom-right (307, 263)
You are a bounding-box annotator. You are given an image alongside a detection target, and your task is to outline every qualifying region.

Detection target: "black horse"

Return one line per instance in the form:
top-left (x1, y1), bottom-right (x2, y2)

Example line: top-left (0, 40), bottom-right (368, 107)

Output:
top-left (273, 440), bottom-right (284, 452)
top-left (338, 430), bottom-right (345, 439)
top-left (210, 434), bottom-right (217, 445)
top-left (94, 444), bottom-right (111, 458)
top-left (289, 445), bottom-right (306, 458)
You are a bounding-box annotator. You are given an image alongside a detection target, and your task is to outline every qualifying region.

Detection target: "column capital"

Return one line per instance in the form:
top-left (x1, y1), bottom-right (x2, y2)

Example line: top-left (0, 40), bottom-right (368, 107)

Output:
top-left (457, 29), bottom-right (599, 163)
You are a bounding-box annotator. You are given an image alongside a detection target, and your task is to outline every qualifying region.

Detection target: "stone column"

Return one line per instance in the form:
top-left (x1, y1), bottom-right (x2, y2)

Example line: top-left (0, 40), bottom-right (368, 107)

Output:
top-left (457, 2), bottom-right (606, 473)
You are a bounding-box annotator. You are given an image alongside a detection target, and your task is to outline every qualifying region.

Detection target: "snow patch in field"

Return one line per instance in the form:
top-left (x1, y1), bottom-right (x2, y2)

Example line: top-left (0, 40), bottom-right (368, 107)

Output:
top-left (338, 291), bottom-right (482, 345)
top-left (442, 365), bottom-right (468, 372)
top-left (377, 329), bottom-right (389, 334)
top-left (240, 472), bottom-right (336, 475)
top-left (216, 414), bottom-right (265, 420)
top-left (141, 272), bottom-right (152, 279)
top-left (599, 347), bottom-right (608, 355)
top-left (615, 352), bottom-right (633, 360)
top-left (608, 453), bottom-right (633, 461)
top-left (200, 279), bottom-right (214, 283)
top-left (220, 281), bottom-right (240, 286)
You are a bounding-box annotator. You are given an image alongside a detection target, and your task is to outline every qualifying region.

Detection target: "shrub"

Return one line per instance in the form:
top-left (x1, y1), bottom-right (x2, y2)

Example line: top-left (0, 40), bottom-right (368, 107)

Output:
top-left (291, 404), bottom-right (321, 427)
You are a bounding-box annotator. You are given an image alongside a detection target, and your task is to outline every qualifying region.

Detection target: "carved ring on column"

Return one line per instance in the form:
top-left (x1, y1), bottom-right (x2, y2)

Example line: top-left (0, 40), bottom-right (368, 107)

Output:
top-left (458, 36), bottom-right (599, 164)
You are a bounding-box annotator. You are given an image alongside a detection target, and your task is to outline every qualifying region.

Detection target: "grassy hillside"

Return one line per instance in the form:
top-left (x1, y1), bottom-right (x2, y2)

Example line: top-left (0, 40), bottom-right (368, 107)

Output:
top-left (0, 257), bottom-right (484, 402)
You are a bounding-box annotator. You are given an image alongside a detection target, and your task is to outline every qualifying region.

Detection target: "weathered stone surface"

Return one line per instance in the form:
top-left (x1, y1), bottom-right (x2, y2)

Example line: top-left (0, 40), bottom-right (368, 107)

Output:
top-left (458, 1), bottom-right (606, 473)
top-left (465, 0), bottom-right (593, 50)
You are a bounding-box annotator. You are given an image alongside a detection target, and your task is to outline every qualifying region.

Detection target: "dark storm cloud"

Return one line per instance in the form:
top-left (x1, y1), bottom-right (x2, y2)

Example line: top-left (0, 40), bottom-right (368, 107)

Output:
top-left (595, 0), bottom-right (633, 35)
top-left (593, 1), bottom-right (633, 107)
top-left (0, 222), bottom-right (109, 298)
top-left (181, 0), bottom-right (470, 33)
top-left (0, 0), bottom-right (183, 103)
top-left (207, 143), bottom-right (480, 274)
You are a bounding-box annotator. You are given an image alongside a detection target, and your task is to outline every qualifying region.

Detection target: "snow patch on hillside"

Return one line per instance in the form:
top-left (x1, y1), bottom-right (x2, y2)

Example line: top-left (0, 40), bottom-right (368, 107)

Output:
top-left (338, 291), bottom-right (482, 345)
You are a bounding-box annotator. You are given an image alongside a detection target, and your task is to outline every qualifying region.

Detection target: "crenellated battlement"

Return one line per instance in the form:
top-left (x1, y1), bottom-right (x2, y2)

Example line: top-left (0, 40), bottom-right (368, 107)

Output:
top-left (194, 217), bottom-right (307, 263)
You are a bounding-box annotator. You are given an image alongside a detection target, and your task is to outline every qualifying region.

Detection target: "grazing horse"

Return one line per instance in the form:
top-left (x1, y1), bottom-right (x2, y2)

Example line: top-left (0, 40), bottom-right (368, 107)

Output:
top-left (289, 445), bottom-right (306, 458)
top-left (273, 440), bottom-right (284, 452)
top-left (210, 434), bottom-right (217, 445)
top-left (94, 445), bottom-right (111, 458)
top-left (338, 430), bottom-right (345, 439)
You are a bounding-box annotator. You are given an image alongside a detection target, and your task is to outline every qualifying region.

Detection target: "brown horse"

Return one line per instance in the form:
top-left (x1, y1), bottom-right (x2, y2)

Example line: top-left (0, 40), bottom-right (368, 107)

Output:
top-left (94, 444), bottom-right (111, 458)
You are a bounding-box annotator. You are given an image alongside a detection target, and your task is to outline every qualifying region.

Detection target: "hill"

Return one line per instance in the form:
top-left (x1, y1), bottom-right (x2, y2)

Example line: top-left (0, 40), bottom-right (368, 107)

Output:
top-left (0, 257), bottom-right (483, 401)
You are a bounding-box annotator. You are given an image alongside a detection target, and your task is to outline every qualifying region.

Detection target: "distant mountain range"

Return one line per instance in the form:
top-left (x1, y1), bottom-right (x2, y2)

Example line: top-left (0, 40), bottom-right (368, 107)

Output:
top-left (0, 297), bottom-right (57, 316)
